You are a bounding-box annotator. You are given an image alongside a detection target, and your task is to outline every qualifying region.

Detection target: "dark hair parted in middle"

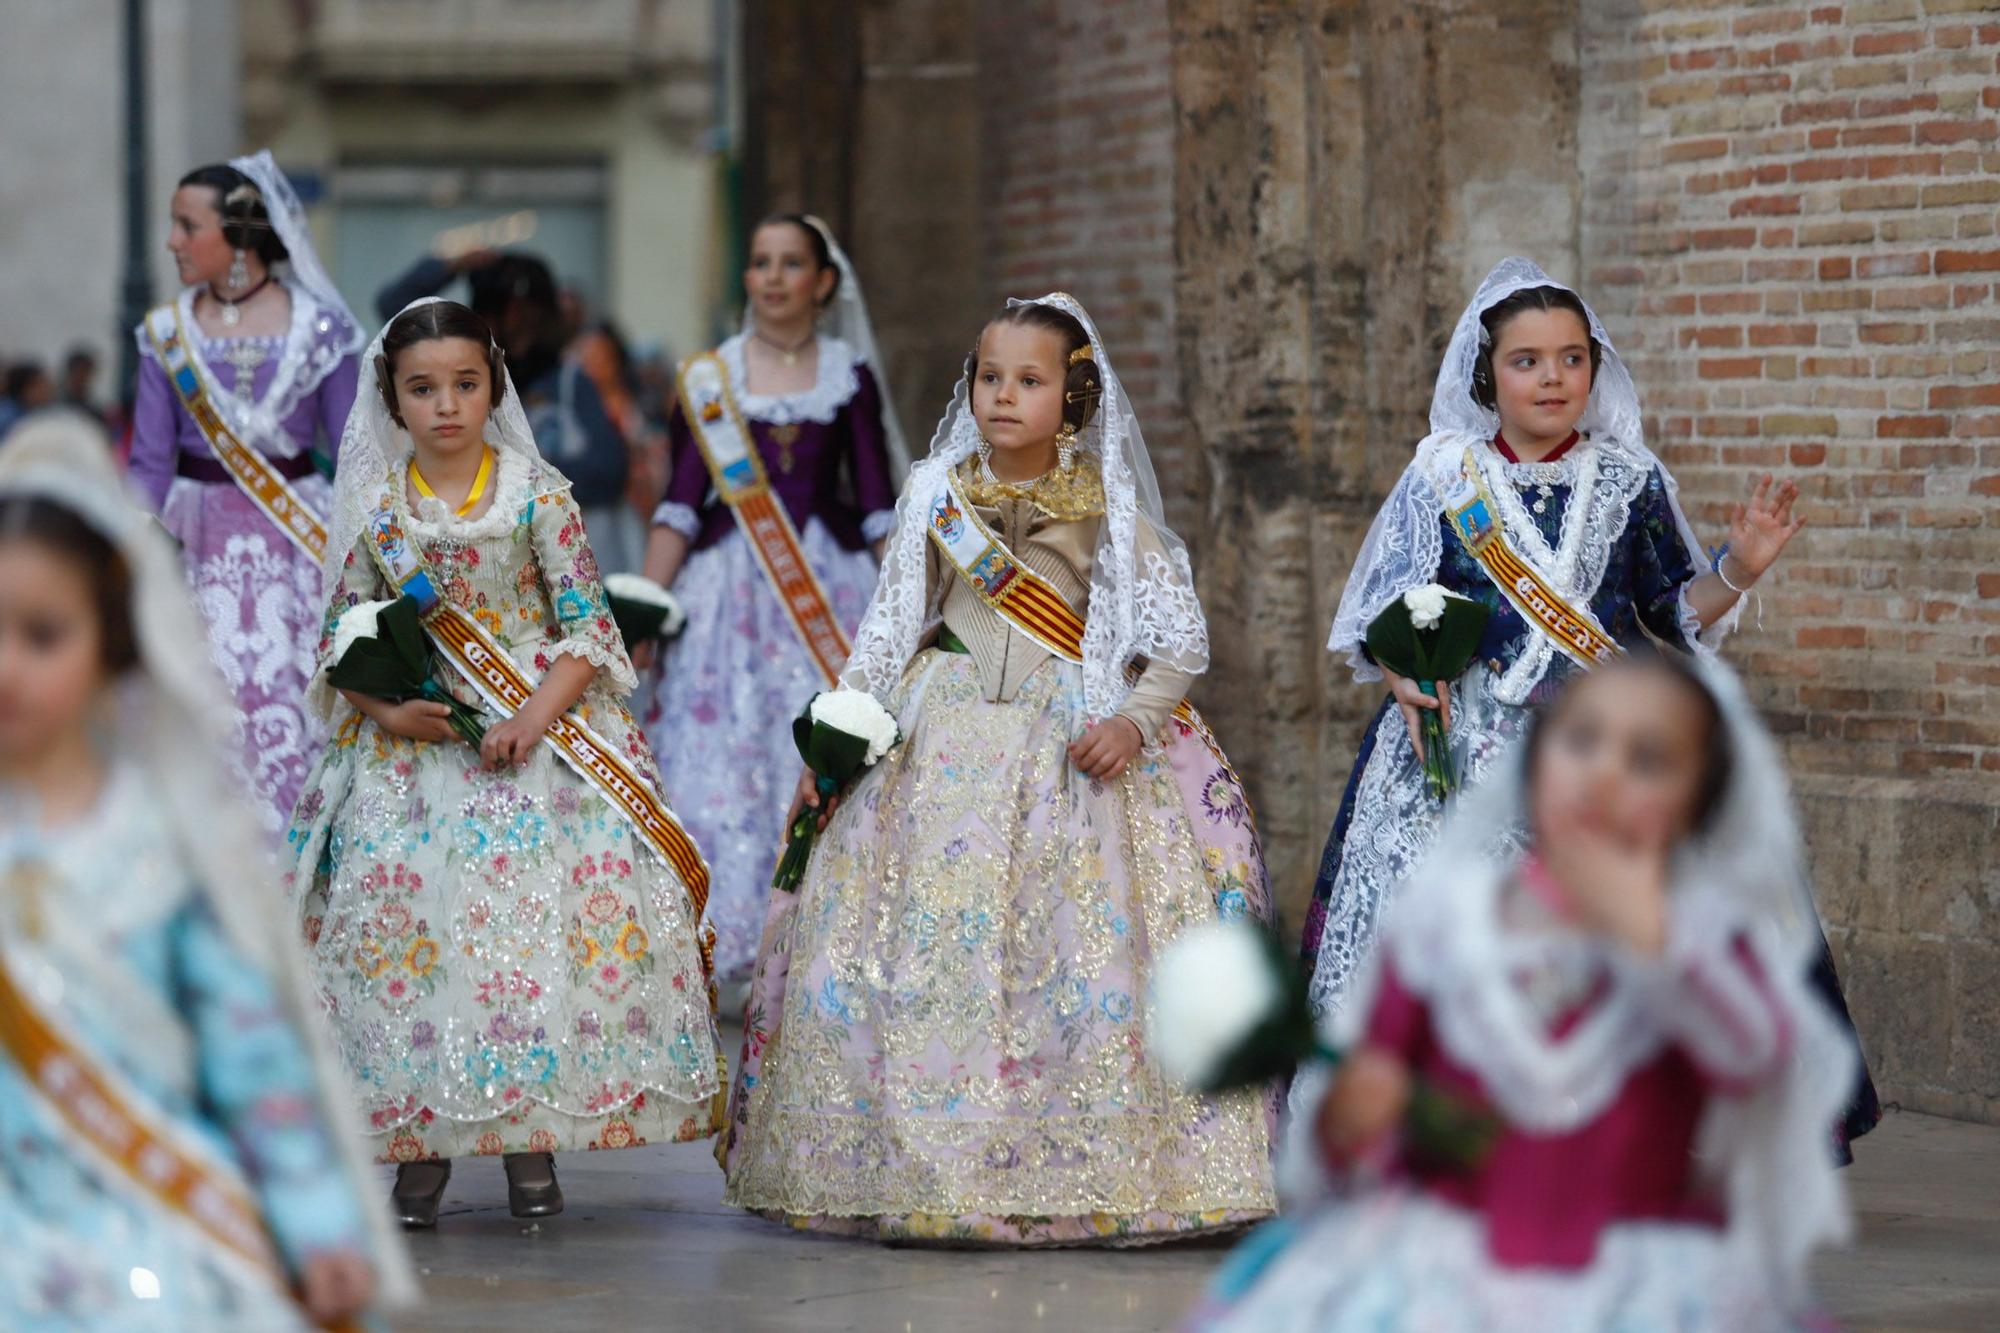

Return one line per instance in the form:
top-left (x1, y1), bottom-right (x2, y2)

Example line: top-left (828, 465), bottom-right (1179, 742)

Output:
top-left (177, 165), bottom-right (290, 266)
top-left (373, 301), bottom-right (508, 428)
top-left (1470, 285), bottom-right (1604, 412)
top-left (0, 496), bottom-right (141, 675)
top-left (968, 301), bottom-right (1104, 434)
top-left (753, 214), bottom-right (841, 306)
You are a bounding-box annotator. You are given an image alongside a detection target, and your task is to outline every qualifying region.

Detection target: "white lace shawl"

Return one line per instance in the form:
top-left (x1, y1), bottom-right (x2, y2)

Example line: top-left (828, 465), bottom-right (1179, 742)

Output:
top-left (1369, 658), bottom-right (1851, 1304)
top-left (1327, 257), bottom-right (1738, 685)
top-left (839, 293), bottom-right (1209, 721)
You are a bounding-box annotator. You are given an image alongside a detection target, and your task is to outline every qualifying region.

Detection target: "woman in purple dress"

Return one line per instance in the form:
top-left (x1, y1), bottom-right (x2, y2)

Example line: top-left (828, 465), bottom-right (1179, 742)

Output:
top-left (639, 215), bottom-right (906, 984)
top-left (130, 151), bottom-right (364, 832)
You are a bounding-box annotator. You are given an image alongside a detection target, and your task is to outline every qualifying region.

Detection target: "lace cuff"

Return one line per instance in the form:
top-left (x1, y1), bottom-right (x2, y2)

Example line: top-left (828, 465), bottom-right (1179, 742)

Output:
top-left (1682, 580), bottom-right (1746, 661)
top-left (651, 500), bottom-right (701, 539)
top-left (548, 636), bottom-right (639, 696)
top-left (860, 509), bottom-right (898, 544)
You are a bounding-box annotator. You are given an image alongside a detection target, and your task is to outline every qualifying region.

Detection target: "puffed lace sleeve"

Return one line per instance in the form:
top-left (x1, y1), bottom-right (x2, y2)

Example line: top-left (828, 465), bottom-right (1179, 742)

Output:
top-left (1326, 441), bottom-right (1449, 682)
top-left (529, 480), bottom-right (639, 694)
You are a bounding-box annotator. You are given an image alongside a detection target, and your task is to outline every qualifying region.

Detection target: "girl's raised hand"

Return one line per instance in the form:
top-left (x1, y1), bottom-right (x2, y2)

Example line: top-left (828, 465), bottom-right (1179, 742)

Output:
top-left (1069, 716), bottom-right (1144, 782)
top-left (1724, 473), bottom-right (1806, 582)
top-left (1540, 808), bottom-right (1671, 957)
top-left (1384, 667), bottom-right (1451, 763)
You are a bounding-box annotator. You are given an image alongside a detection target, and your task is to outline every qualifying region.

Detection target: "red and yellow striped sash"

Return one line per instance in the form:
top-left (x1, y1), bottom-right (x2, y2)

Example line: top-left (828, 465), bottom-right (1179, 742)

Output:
top-left (676, 352), bottom-right (851, 686)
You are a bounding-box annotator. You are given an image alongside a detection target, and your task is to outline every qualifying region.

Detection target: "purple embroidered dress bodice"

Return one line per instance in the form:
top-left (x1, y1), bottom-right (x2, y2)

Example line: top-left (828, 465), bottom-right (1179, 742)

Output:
top-left (130, 283), bottom-right (358, 833)
top-left (644, 333), bottom-right (895, 981)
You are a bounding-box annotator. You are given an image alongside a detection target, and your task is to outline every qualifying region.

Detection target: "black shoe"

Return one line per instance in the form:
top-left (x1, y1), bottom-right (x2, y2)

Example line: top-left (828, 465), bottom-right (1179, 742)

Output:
top-left (503, 1151), bottom-right (564, 1218)
top-left (392, 1159), bottom-right (451, 1229)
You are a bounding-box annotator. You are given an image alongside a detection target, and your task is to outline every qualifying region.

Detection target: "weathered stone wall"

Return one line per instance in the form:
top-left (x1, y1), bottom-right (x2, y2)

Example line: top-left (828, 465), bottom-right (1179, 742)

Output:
top-left (744, 0), bottom-right (2000, 1119)
top-left (1578, 0), bottom-right (2000, 1121)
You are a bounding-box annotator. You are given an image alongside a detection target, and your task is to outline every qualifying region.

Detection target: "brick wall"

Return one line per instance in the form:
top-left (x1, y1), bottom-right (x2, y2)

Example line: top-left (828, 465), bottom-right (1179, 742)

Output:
top-left (1581, 0), bottom-right (2000, 1118)
top-left (973, 0), bottom-right (1191, 507)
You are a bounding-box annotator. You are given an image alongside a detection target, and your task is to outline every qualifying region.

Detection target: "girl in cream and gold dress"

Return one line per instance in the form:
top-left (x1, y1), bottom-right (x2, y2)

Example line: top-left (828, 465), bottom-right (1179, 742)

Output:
top-left (720, 295), bottom-right (1275, 1246)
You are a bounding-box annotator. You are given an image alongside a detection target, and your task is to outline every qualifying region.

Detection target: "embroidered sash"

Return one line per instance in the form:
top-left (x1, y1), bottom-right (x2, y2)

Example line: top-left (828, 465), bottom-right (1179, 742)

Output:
top-left (675, 352), bottom-right (851, 685)
top-left (144, 304), bottom-right (327, 562)
top-left (1443, 447), bottom-right (1623, 670)
top-left (363, 484), bottom-right (715, 978)
top-left (924, 469), bottom-right (1246, 790)
top-left (0, 914), bottom-right (361, 1329)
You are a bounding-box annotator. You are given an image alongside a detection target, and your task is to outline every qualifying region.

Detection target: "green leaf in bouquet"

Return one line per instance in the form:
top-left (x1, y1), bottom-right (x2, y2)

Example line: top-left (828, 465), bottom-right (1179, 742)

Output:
top-left (1423, 596), bottom-right (1492, 680)
top-left (1364, 606), bottom-right (1423, 682)
top-left (609, 596), bottom-right (670, 648)
top-left (804, 722), bottom-right (875, 785)
top-left (378, 594), bottom-right (432, 668)
top-left (327, 632), bottom-right (426, 701)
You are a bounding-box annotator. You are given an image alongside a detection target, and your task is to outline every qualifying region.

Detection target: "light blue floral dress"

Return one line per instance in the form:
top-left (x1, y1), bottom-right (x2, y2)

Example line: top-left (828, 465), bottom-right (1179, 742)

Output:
top-left (0, 768), bottom-right (370, 1331)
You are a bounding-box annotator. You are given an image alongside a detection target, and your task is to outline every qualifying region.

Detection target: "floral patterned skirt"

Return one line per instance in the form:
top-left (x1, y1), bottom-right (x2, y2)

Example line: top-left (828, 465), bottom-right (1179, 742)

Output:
top-left (720, 650), bottom-right (1276, 1245)
top-left (644, 521), bottom-right (880, 983)
top-left (288, 705), bottom-right (726, 1162)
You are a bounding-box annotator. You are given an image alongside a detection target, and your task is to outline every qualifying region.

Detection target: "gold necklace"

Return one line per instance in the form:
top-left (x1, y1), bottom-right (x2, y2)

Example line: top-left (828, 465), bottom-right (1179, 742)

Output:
top-left (961, 451), bottom-right (1105, 522)
top-left (751, 328), bottom-right (816, 368)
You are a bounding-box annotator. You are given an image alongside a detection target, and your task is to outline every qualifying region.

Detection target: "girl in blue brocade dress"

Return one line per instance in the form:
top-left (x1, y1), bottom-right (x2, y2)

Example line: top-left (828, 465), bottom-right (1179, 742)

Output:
top-left (1298, 259), bottom-right (1878, 1155)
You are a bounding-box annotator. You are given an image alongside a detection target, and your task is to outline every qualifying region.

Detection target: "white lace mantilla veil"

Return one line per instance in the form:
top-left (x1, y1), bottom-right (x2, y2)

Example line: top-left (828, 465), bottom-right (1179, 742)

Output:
top-left (737, 214), bottom-right (912, 479)
top-left (1377, 656), bottom-right (1851, 1306)
top-left (314, 297), bottom-right (551, 720)
top-left (840, 292), bottom-right (1209, 721)
top-left (1326, 256), bottom-right (1729, 680)
top-left (0, 414), bottom-right (417, 1307)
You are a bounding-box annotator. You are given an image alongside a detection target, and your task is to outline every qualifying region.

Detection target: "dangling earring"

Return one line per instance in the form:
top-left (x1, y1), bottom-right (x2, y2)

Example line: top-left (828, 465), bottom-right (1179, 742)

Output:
top-left (976, 436), bottom-right (994, 474)
top-left (1056, 423), bottom-right (1077, 473)
top-left (227, 248), bottom-right (249, 294)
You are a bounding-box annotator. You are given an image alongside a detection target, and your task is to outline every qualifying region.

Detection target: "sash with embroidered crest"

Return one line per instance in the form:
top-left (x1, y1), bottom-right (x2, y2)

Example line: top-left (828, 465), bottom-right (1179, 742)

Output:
top-left (674, 352), bottom-right (851, 686)
top-left (1442, 446), bottom-right (1624, 670)
top-left (923, 467), bottom-right (1248, 798)
top-left (0, 892), bottom-right (363, 1331)
top-left (362, 482), bottom-right (716, 978)
top-left (143, 304), bottom-right (328, 563)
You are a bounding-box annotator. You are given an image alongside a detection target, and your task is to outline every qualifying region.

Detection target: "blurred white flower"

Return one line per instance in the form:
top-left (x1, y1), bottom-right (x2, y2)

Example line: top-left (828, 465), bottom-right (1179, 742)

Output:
top-left (1146, 920), bottom-right (1280, 1090)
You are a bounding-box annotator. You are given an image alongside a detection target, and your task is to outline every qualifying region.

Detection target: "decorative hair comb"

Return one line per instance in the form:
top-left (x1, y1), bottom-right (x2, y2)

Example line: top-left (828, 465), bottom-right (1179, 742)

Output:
top-left (1068, 345), bottom-right (1095, 368)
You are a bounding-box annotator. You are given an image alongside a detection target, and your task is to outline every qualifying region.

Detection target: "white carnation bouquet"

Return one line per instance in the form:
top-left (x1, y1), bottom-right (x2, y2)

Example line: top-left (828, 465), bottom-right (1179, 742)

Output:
top-left (1366, 583), bottom-right (1490, 802)
top-left (771, 688), bottom-right (902, 892)
top-left (602, 572), bottom-right (687, 650)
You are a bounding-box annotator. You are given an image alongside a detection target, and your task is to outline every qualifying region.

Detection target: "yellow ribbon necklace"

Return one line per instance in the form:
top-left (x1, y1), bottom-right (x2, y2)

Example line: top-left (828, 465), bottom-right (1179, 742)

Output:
top-left (411, 446), bottom-right (494, 517)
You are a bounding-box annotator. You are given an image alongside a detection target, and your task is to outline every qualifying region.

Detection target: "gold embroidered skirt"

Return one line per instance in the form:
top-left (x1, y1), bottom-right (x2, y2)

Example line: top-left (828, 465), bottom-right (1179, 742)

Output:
top-left (721, 650), bottom-right (1276, 1245)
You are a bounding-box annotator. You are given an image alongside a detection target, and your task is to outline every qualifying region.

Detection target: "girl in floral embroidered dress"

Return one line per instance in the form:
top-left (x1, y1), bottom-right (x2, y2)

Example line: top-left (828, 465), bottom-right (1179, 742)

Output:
top-left (1298, 258), bottom-right (1878, 1157)
top-left (285, 300), bottom-right (724, 1229)
top-left (1194, 654), bottom-right (1854, 1332)
top-left (720, 295), bottom-right (1276, 1245)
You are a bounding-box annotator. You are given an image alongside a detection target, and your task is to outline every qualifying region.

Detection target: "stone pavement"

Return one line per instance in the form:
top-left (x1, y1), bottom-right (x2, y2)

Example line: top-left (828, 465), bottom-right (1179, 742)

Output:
top-left (386, 1103), bottom-right (2000, 1332)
